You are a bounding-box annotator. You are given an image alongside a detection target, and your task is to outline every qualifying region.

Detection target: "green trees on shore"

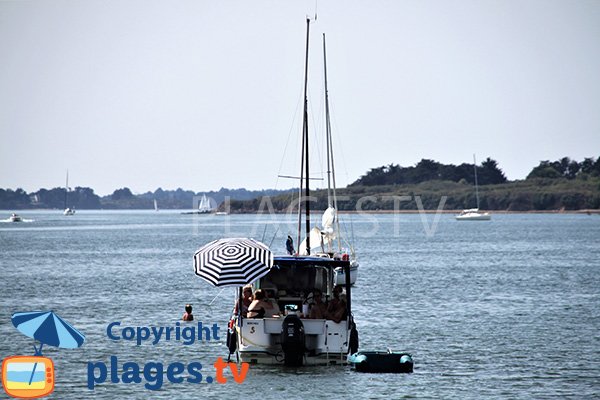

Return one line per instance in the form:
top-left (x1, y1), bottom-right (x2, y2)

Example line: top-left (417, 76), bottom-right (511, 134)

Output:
top-left (351, 157), bottom-right (507, 186)
top-left (2, 156), bottom-right (599, 211)
top-left (527, 157), bottom-right (600, 180)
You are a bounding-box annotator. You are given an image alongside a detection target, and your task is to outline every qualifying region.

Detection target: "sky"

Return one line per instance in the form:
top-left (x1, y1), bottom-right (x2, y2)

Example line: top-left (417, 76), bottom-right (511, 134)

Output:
top-left (1, 0), bottom-right (599, 196)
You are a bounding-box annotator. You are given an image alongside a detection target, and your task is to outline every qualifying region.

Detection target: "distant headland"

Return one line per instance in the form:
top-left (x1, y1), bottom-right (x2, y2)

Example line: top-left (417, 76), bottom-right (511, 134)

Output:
top-left (2, 156), bottom-right (599, 212)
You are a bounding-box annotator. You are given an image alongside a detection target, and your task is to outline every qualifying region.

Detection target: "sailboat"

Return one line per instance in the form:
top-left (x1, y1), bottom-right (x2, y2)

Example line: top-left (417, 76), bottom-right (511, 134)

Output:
top-left (456, 154), bottom-right (491, 221)
top-left (154, 199), bottom-right (159, 212)
top-left (229, 19), bottom-right (358, 366)
top-left (297, 33), bottom-right (359, 285)
top-left (63, 171), bottom-right (75, 216)
top-left (181, 194), bottom-right (212, 215)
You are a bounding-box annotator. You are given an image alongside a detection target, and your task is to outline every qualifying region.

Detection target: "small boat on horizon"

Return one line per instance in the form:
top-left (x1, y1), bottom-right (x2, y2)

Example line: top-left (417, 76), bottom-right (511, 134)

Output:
top-left (456, 155), bottom-right (491, 221)
top-left (181, 194), bottom-right (213, 215)
top-left (63, 170), bottom-right (75, 216)
top-left (9, 213), bottom-right (22, 222)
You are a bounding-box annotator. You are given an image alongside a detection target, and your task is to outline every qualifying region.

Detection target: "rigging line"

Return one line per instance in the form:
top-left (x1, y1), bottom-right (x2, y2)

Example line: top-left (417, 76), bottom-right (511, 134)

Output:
top-left (268, 226), bottom-right (280, 248)
top-left (208, 287), bottom-right (227, 306)
top-left (327, 99), bottom-right (353, 188)
top-left (275, 79), bottom-right (305, 191)
top-left (306, 84), bottom-right (326, 191)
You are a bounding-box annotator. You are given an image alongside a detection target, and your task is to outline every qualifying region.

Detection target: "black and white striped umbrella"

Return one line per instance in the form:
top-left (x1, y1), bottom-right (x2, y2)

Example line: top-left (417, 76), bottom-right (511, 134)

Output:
top-left (194, 238), bottom-right (273, 287)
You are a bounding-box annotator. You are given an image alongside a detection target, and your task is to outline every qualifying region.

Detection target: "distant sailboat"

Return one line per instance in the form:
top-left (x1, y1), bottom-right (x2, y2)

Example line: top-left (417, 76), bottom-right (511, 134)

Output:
top-left (181, 194), bottom-right (212, 215)
top-left (456, 155), bottom-right (491, 221)
top-left (154, 199), bottom-right (159, 212)
top-left (63, 171), bottom-right (75, 216)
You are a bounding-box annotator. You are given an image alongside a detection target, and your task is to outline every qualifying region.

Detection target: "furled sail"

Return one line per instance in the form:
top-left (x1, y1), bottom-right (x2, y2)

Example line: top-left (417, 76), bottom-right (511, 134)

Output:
top-left (298, 227), bottom-right (325, 255)
top-left (321, 206), bottom-right (337, 248)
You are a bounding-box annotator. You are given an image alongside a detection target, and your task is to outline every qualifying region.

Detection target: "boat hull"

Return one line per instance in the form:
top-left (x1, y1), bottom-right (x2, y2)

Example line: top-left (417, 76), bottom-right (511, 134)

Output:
top-left (455, 212), bottom-right (491, 221)
top-left (235, 317), bottom-right (351, 366)
top-left (334, 261), bottom-right (359, 285)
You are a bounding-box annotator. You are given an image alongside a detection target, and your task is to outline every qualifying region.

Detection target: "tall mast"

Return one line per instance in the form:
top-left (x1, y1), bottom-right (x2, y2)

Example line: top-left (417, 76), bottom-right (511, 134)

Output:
top-left (302, 18), bottom-right (311, 254)
top-left (323, 34), bottom-right (341, 252)
top-left (323, 34), bottom-right (332, 207)
top-left (473, 154), bottom-right (480, 210)
top-left (64, 170), bottom-right (69, 209)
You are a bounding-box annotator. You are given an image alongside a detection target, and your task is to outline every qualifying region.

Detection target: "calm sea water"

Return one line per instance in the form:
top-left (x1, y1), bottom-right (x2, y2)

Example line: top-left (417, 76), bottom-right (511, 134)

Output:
top-left (1, 211), bottom-right (599, 399)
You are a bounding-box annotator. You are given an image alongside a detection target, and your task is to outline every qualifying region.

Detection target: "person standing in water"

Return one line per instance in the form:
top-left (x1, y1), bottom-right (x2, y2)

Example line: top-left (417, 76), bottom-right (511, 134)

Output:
top-left (182, 304), bottom-right (194, 321)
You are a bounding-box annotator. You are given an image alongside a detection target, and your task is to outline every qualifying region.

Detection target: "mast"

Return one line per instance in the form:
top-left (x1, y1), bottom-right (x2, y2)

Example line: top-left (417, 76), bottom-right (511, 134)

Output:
top-left (323, 34), bottom-right (332, 207)
top-left (64, 170), bottom-right (69, 210)
top-left (473, 154), bottom-right (480, 210)
top-left (302, 18), bottom-right (311, 255)
top-left (323, 34), bottom-right (341, 252)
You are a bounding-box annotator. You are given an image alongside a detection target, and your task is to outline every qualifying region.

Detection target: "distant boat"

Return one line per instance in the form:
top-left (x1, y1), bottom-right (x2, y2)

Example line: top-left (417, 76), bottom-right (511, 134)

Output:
top-left (9, 213), bottom-right (22, 222)
top-left (154, 199), bottom-right (159, 212)
top-left (456, 155), bottom-right (491, 221)
top-left (63, 170), bottom-right (75, 216)
top-left (181, 194), bottom-right (212, 215)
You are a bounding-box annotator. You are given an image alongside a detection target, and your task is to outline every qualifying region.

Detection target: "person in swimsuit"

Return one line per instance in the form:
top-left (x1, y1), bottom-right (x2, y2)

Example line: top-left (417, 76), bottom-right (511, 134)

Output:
top-left (182, 304), bottom-right (194, 321)
top-left (247, 289), bottom-right (276, 318)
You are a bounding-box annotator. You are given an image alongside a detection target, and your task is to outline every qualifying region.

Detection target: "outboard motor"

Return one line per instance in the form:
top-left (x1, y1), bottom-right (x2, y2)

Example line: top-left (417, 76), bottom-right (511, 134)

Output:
top-left (281, 314), bottom-right (305, 366)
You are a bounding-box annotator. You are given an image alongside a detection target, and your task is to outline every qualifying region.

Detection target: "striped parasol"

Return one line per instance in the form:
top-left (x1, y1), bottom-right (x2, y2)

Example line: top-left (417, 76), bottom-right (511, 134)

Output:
top-left (194, 238), bottom-right (273, 287)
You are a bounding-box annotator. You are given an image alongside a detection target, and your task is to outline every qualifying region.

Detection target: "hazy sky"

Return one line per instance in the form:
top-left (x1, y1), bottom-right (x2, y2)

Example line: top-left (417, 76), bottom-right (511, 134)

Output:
top-left (1, 0), bottom-right (599, 195)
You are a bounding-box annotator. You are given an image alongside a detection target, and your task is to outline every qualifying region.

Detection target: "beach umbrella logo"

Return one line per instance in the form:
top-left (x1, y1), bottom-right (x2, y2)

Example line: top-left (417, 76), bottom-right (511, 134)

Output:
top-left (1, 311), bottom-right (85, 398)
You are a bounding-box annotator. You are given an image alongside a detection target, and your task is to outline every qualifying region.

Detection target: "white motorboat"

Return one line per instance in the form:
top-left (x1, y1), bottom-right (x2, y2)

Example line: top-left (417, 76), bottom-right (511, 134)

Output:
top-left (230, 255), bottom-right (358, 366)
top-left (455, 208), bottom-right (491, 221)
top-left (9, 213), bottom-right (22, 222)
top-left (456, 155), bottom-right (491, 221)
top-left (228, 20), bottom-right (359, 366)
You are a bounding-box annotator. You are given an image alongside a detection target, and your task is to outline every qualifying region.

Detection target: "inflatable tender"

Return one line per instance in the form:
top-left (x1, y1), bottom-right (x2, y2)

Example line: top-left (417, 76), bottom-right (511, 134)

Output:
top-left (348, 351), bottom-right (413, 373)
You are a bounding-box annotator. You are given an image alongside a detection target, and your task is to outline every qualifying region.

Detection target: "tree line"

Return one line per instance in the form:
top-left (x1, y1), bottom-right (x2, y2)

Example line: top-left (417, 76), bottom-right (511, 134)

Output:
top-left (0, 186), bottom-right (293, 210)
top-left (351, 157), bottom-right (507, 186)
top-left (2, 156), bottom-right (599, 210)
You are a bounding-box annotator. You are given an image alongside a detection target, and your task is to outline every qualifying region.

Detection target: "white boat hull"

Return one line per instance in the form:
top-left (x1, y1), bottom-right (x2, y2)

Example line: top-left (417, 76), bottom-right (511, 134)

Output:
top-left (455, 213), bottom-right (491, 221)
top-left (236, 317), bottom-right (350, 365)
top-left (334, 261), bottom-right (359, 285)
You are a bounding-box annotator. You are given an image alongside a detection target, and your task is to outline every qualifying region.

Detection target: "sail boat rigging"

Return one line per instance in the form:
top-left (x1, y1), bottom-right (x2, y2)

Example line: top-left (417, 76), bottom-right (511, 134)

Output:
top-left (227, 19), bottom-right (359, 366)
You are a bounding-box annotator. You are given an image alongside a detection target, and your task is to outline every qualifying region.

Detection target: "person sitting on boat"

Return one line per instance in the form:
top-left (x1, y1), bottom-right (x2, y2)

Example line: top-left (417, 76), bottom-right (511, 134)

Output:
top-left (326, 286), bottom-right (347, 323)
top-left (309, 289), bottom-right (327, 319)
top-left (182, 304), bottom-right (194, 321)
top-left (247, 289), bottom-right (279, 318)
top-left (264, 288), bottom-right (281, 316)
top-left (234, 285), bottom-right (254, 316)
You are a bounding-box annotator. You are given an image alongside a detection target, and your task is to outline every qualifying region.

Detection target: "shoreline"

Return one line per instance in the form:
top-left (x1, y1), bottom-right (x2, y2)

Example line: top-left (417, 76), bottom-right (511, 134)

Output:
top-left (3, 209), bottom-right (599, 215)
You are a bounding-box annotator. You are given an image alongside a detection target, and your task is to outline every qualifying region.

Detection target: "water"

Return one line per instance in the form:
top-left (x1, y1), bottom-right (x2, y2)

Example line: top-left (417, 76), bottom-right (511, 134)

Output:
top-left (1, 211), bottom-right (599, 398)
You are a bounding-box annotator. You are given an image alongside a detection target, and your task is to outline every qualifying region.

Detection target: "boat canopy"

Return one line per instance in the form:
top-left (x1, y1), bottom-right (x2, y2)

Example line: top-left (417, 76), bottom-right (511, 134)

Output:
top-left (273, 255), bottom-right (350, 268)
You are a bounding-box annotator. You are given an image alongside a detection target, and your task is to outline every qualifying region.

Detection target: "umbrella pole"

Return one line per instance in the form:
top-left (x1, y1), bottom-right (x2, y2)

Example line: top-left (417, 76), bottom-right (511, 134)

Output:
top-left (28, 343), bottom-right (43, 385)
top-left (238, 287), bottom-right (243, 326)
